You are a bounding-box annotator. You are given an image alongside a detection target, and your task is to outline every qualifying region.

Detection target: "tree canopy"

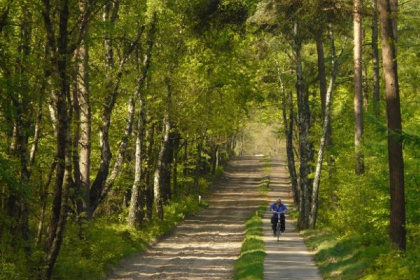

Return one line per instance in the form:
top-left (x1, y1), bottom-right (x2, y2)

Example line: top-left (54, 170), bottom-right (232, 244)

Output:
top-left (1, 0), bottom-right (419, 279)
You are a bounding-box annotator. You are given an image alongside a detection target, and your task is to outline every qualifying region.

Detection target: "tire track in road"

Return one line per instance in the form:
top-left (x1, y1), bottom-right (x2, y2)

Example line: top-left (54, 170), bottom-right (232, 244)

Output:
top-left (106, 156), bottom-right (264, 280)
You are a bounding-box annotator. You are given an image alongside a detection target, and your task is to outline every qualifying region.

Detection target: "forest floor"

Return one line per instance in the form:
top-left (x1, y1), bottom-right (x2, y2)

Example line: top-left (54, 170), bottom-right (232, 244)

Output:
top-left (105, 156), bottom-right (320, 280)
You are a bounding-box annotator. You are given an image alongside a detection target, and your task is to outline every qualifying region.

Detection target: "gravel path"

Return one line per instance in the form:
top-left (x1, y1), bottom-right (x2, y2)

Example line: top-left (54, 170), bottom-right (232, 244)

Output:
top-left (105, 156), bottom-right (264, 280)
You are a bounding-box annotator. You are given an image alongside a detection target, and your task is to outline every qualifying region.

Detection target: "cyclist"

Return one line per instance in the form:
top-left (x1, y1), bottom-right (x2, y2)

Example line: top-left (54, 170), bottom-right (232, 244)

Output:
top-left (269, 198), bottom-right (288, 236)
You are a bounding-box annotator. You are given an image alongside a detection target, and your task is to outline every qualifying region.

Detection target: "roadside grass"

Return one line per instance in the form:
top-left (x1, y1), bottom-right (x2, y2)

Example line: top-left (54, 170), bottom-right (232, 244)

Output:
top-left (301, 229), bottom-right (388, 280)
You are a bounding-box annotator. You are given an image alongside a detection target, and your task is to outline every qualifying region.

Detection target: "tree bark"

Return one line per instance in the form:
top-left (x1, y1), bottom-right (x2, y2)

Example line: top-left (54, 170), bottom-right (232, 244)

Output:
top-left (40, 0), bottom-right (92, 275)
top-left (153, 77), bottom-right (174, 220)
top-left (127, 84), bottom-right (147, 227)
top-left (36, 160), bottom-right (57, 247)
top-left (128, 96), bottom-right (144, 227)
top-left (89, 1), bottom-right (144, 217)
top-left (315, 32), bottom-right (327, 117)
top-left (29, 96), bottom-right (43, 167)
top-left (310, 28), bottom-right (339, 229)
top-left (371, 0), bottom-right (381, 115)
top-left (378, 0), bottom-right (406, 251)
top-left (171, 133), bottom-right (182, 198)
top-left (193, 139), bottom-right (203, 195)
top-left (293, 22), bottom-right (313, 230)
top-left (145, 122), bottom-right (156, 222)
top-left (41, 0), bottom-right (74, 278)
top-left (211, 144), bottom-right (219, 176)
top-left (354, 0), bottom-right (365, 175)
top-left (73, 4), bottom-right (91, 215)
top-left (279, 70), bottom-right (298, 206)
top-left (88, 1), bottom-right (119, 218)
top-left (153, 136), bottom-right (165, 221)
top-left (7, 4), bottom-right (33, 250)
top-left (128, 18), bottom-right (156, 227)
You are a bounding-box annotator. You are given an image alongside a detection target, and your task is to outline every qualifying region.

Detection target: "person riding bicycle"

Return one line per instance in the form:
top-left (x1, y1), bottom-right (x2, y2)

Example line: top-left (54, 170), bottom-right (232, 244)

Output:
top-left (270, 199), bottom-right (288, 236)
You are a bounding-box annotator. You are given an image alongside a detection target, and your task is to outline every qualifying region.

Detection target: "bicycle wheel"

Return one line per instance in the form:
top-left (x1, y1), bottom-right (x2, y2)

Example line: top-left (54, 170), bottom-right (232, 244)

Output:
top-left (276, 223), bottom-right (281, 241)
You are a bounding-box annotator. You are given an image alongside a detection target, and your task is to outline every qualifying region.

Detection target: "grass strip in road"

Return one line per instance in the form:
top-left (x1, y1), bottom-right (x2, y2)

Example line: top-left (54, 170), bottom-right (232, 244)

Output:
top-left (233, 205), bottom-right (266, 280)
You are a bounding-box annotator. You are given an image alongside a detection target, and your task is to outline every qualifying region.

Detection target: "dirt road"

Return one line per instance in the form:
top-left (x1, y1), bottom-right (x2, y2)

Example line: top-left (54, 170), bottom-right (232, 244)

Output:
top-left (106, 156), bottom-right (264, 280)
top-left (106, 156), bottom-right (321, 280)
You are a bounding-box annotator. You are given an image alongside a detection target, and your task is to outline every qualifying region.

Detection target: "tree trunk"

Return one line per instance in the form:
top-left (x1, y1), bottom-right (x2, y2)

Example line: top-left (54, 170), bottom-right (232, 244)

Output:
top-left (145, 122), bottom-right (156, 222)
top-left (311, 28), bottom-right (339, 229)
top-left (127, 17), bottom-right (156, 225)
top-left (371, 0), bottom-right (381, 115)
top-left (128, 17), bottom-right (156, 225)
top-left (74, 9), bottom-right (91, 215)
top-left (378, 0), bottom-right (406, 251)
top-left (9, 4), bottom-right (33, 250)
top-left (294, 22), bottom-right (313, 230)
top-left (161, 79), bottom-right (174, 204)
top-left (279, 70), bottom-right (298, 206)
top-left (41, 0), bottom-right (73, 277)
top-left (183, 140), bottom-right (189, 177)
top-left (315, 30), bottom-right (333, 165)
top-left (36, 161), bottom-right (57, 247)
top-left (354, 0), bottom-right (365, 175)
top-left (153, 139), bottom-right (165, 221)
top-left (88, 1), bottom-right (119, 218)
top-left (153, 78), bottom-right (174, 220)
top-left (211, 144), bottom-right (219, 176)
top-left (89, 1), bottom-right (144, 217)
top-left (29, 96), bottom-right (44, 167)
top-left (39, 0), bottom-right (95, 276)
top-left (193, 140), bottom-right (203, 195)
top-left (71, 56), bottom-right (83, 215)
top-left (128, 94), bottom-right (143, 228)
top-left (172, 133), bottom-right (181, 198)
top-left (315, 32), bottom-right (327, 117)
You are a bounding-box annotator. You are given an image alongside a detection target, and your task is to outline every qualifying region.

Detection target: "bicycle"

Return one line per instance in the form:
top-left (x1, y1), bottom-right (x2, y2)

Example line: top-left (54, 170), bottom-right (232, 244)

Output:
top-left (275, 211), bottom-right (285, 241)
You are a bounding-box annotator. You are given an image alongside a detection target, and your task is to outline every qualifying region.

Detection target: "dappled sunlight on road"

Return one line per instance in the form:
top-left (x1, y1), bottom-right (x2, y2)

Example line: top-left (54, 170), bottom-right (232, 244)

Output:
top-left (106, 156), bottom-right (265, 280)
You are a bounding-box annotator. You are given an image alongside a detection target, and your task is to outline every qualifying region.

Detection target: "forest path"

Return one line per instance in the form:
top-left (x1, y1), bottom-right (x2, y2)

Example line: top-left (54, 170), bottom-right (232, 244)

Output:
top-left (263, 157), bottom-right (322, 280)
top-left (105, 156), bottom-right (264, 280)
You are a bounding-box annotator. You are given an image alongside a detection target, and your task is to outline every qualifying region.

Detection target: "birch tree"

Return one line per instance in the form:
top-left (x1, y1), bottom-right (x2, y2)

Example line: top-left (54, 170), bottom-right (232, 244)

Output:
top-left (354, 0), bottom-right (365, 174)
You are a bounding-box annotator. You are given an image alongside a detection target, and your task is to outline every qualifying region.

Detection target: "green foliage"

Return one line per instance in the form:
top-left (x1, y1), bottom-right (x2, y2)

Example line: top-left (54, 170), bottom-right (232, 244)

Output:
top-left (187, 0), bottom-right (250, 34)
top-left (0, 154), bottom-right (19, 193)
top-left (303, 228), bottom-right (420, 280)
top-left (361, 246), bottom-right (420, 280)
top-left (0, 261), bottom-right (30, 280)
top-left (1, 0), bottom-right (419, 278)
top-left (234, 205), bottom-right (266, 280)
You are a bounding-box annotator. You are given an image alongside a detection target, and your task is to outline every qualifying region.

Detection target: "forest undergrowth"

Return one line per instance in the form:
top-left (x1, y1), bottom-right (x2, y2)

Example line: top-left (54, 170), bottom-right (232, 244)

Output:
top-left (302, 227), bottom-right (420, 280)
top-left (0, 178), bottom-right (213, 280)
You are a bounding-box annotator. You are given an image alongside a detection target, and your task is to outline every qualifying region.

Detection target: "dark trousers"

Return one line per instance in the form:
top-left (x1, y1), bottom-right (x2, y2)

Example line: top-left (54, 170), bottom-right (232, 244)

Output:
top-left (271, 213), bottom-right (285, 232)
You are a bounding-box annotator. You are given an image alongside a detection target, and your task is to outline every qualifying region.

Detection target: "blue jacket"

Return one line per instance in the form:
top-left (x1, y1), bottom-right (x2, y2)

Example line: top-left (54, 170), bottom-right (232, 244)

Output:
top-left (270, 202), bottom-right (287, 218)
